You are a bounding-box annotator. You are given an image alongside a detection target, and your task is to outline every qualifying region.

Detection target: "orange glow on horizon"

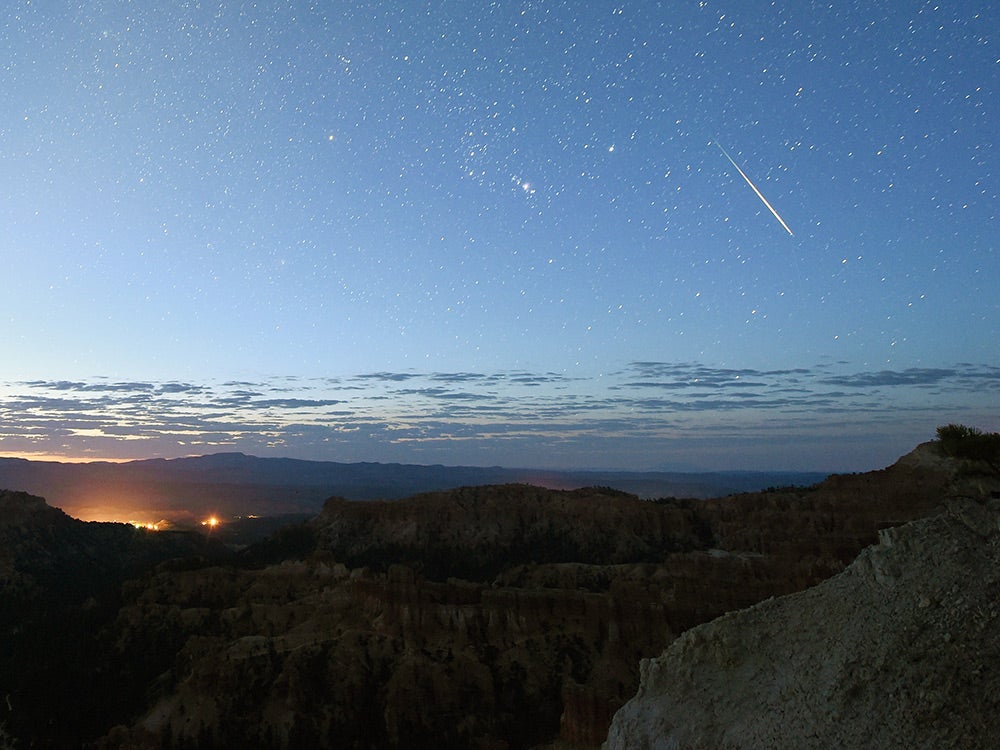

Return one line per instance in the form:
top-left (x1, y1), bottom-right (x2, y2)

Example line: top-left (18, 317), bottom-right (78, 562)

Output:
top-left (201, 516), bottom-right (221, 528)
top-left (59, 504), bottom-right (199, 526)
top-left (0, 451), bottom-right (134, 464)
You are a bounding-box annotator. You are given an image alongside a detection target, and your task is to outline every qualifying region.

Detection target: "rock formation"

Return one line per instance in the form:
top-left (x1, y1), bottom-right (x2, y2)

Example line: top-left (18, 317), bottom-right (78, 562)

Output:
top-left (604, 494), bottom-right (1000, 749)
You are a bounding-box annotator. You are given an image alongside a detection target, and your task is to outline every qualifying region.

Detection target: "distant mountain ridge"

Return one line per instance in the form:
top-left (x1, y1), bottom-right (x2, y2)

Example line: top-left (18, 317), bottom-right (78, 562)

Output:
top-left (0, 452), bottom-right (828, 521)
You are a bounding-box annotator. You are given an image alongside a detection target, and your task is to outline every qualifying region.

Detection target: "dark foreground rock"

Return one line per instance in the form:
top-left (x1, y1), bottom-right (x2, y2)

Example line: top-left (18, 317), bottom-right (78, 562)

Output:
top-left (0, 490), bottom-right (223, 747)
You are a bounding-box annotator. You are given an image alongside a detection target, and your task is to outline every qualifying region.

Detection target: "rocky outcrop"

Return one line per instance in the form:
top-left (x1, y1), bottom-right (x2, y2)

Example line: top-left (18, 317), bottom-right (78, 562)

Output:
top-left (605, 499), bottom-right (1000, 748)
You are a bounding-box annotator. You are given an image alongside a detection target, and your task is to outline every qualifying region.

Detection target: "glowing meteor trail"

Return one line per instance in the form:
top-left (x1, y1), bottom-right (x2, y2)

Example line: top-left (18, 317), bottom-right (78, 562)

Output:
top-left (715, 142), bottom-right (794, 236)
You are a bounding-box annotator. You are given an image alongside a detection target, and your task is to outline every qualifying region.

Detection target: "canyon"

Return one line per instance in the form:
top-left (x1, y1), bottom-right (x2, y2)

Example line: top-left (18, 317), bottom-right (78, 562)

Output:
top-left (0, 440), bottom-right (988, 748)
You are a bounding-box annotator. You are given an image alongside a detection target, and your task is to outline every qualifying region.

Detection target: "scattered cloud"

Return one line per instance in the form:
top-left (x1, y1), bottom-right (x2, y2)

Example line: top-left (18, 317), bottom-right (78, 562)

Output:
top-left (0, 362), bottom-right (996, 470)
top-left (817, 368), bottom-right (957, 388)
top-left (396, 388), bottom-right (496, 402)
top-left (252, 399), bottom-right (345, 409)
top-left (354, 372), bottom-right (423, 383)
top-left (428, 372), bottom-right (491, 383)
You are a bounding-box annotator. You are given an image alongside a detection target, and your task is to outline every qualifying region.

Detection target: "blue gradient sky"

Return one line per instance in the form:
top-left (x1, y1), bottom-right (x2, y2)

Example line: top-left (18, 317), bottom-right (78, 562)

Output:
top-left (1, 1), bottom-right (996, 470)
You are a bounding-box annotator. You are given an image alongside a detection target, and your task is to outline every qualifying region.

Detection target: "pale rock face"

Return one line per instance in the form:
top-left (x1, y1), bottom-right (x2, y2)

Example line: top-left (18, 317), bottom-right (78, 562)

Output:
top-left (604, 496), bottom-right (1000, 750)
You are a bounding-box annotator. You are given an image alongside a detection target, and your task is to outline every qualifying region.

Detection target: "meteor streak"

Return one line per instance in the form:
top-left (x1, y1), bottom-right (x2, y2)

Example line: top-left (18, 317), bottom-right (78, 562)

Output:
top-left (715, 142), bottom-right (794, 236)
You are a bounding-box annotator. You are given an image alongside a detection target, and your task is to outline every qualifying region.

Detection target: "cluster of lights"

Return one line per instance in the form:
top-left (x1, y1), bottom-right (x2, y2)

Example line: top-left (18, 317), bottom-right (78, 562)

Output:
top-left (130, 517), bottom-right (223, 531)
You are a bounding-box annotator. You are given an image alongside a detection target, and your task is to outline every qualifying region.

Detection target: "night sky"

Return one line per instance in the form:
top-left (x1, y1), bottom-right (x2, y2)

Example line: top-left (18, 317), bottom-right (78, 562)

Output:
top-left (1, 1), bottom-right (996, 471)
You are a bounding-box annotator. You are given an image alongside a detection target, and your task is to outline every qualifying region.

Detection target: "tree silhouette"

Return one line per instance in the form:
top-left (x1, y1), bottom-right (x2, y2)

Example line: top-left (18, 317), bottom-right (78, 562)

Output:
top-left (936, 424), bottom-right (1000, 474)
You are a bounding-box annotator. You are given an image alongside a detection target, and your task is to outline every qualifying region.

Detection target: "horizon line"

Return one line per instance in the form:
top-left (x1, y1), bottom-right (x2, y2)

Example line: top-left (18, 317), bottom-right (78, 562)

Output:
top-left (0, 448), bottom-right (848, 475)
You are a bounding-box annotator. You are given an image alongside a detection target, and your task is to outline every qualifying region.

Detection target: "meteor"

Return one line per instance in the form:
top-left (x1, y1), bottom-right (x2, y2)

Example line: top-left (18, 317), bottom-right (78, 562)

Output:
top-left (715, 141), bottom-right (794, 236)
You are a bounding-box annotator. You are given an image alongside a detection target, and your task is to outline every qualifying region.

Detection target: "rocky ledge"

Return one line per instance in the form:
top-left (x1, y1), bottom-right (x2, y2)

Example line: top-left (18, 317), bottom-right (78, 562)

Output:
top-left (605, 495), bottom-right (1000, 750)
